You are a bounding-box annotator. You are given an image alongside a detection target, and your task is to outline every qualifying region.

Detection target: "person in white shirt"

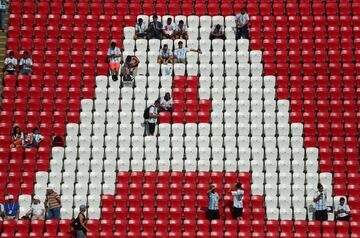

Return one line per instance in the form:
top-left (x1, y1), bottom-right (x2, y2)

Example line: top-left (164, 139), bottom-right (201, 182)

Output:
top-left (145, 100), bottom-right (160, 136)
top-left (159, 92), bottom-right (173, 112)
top-left (235, 8), bottom-right (249, 40)
top-left (107, 41), bottom-right (122, 81)
top-left (26, 195), bottom-right (45, 220)
top-left (25, 127), bottom-right (44, 148)
top-left (134, 18), bottom-right (147, 40)
top-left (19, 51), bottom-right (33, 75)
top-left (313, 183), bottom-right (328, 221)
top-left (163, 17), bottom-right (176, 40)
top-left (210, 24), bottom-right (226, 40)
top-left (174, 20), bottom-right (188, 40)
top-left (335, 197), bottom-right (350, 221)
top-left (173, 41), bottom-right (201, 63)
top-left (229, 182), bottom-right (244, 220)
top-left (4, 51), bottom-right (17, 74)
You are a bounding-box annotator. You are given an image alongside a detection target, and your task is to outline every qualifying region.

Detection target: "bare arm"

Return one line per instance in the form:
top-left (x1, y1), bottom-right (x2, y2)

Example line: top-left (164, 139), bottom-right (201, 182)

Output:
top-left (79, 214), bottom-right (89, 232)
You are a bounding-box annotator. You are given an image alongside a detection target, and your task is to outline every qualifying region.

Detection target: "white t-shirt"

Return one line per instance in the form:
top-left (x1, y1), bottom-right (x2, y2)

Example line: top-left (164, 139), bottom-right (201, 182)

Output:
top-left (107, 47), bottom-right (121, 63)
top-left (163, 23), bottom-right (176, 35)
top-left (160, 97), bottom-right (173, 109)
top-left (236, 13), bottom-right (249, 25)
top-left (146, 105), bottom-right (158, 123)
top-left (31, 203), bottom-right (45, 218)
top-left (4, 57), bottom-right (17, 70)
top-left (20, 58), bottom-right (33, 69)
top-left (335, 204), bottom-right (350, 218)
top-left (136, 23), bottom-right (147, 34)
top-left (231, 189), bottom-right (243, 208)
top-left (176, 24), bottom-right (187, 32)
top-left (174, 47), bottom-right (189, 60)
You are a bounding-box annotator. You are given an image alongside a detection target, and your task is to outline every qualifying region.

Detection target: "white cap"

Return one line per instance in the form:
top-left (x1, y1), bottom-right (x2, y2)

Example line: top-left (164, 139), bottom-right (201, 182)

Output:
top-left (7, 195), bottom-right (14, 200)
top-left (47, 184), bottom-right (54, 190)
top-left (33, 195), bottom-right (40, 200)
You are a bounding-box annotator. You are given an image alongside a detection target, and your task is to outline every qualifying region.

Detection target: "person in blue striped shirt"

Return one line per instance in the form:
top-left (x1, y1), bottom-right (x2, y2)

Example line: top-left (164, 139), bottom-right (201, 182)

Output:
top-left (313, 183), bottom-right (328, 221)
top-left (206, 185), bottom-right (220, 220)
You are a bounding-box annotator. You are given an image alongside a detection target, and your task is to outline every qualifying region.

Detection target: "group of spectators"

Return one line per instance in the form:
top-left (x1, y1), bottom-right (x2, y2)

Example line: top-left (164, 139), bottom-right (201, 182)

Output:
top-left (4, 51), bottom-right (33, 75)
top-left (135, 14), bottom-right (189, 40)
top-left (1, 186), bottom-right (88, 237)
top-left (10, 126), bottom-right (44, 148)
top-left (313, 183), bottom-right (351, 222)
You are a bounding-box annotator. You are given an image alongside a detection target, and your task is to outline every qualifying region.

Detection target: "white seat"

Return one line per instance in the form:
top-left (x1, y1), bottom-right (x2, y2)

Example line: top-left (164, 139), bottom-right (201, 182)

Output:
top-left (161, 39), bottom-right (174, 51)
top-left (212, 64), bottom-right (224, 77)
top-left (211, 39), bottom-right (224, 51)
top-left (148, 63), bottom-right (160, 76)
top-left (81, 99), bottom-right (94, 112)
top-left (199, 51), bottom-right (211, 64)
top-left (200, 16), bottom-right (212, 28)
top-left (250, 50), bottom-right (262, 63)
top-left (211, 51), bottom-right (223, 64)
top-left (66, 124), bottom-right (79, 137)
top-left (251, 63), bottom-right (263, 76)
top-left (162, 15), bottom-right (174, 25)
top-left (147, 51), bottom-right (158, 64)
top-left (161, 64), bottom-right (173, 76)
top-left (148, 39), bottom-right (161, 52)
top-left (237, 39), bottom-right (249, 51)
top-left (225, 63), bottom-right (237, 76)
top-left (224, 52), bottom-right (236, 64)
top-left (225, 27), bottom-right (236, 40)
top-left (199, 64), bottom-right (211, 77)
top-left (237, 51), bottom-right (249, 63)
top-left (174, 63), bottom-right (186, 76)
top-left (175, 15), bottom-right (187, 24)
top-left (238, 64), bottom-right (250, 76)
top-left (199, 39), bottom-right (211, 52)
top-left (123, 39), bottom-right (135, 51)
top-left (187, 27), bottom-right (198, 39)
top-left (212, 16), bottom-right (224, 27)
top-left (225, 16), bottom-right (236, 28)
top-left (186, 63), bottom-right (198, 76)
top-left (186, 51), bottom-right (198, 64)
top-left (137, 15), bottom-right (149, 26)
top-left (186, 39), bottom-right (198, 49)
top-left (198, 124), bottom-right (211, 137)
top-left (187, 15), bottom-right (199, 28)
top-left (124, 27), bottom-right (135, 39)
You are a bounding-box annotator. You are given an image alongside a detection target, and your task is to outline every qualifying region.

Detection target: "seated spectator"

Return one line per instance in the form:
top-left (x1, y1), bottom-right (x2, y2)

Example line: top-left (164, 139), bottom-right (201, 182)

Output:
top-left (26, 195), bottom-right (45, 220)
top-left (174, 41), bottom-right (201, 63)
top-left (235, 8), bottom-right (249, 40)
top-left (145, 100), bottom-right (160, 136)
top-left (159, 92), bottom-right (173, 112)
top-left (121, 55), bottom-right (140, 81)
top-left (210, 24), bottom-right (226, 40)
top-left (10, 126), bottom-right (24, 148)
top-left (158, 44), bottom-right (173, 64)
top-left (163, 17), bottom-right (176, 40)
top-left (4, 51), bottom-right (17, 74)
top-left (4, 195), bottom-right (19, 220)
top-left (335, 197), bottom-right (350, 221)
top-left (147, 14), bottom-right (163, 39)
top-left (25, 127), bottom-right (44, 148)
top-left (19, 51), bottom-right (33, 75)
top-left (107, 41), bottom-right (122, 81)
top-left (134, 18), bottom-right (147, 40)
top-left (174, 20), bottom-right (188, 40)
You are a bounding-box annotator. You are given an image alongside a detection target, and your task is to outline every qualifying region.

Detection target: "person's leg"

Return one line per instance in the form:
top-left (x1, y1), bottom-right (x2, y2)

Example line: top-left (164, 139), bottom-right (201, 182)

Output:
top-left (149, 123), bottom-right (155, 135)
top-left (47, 209), bottom-right (54, 219)
top-left (0, 10), bottom-right (5, 30)
top-left (323, 210), bottom-right (328, 221)
top-left (51, 207), bottom-right (61, 220)
top-left (243, 26), bottom-right (249, 39)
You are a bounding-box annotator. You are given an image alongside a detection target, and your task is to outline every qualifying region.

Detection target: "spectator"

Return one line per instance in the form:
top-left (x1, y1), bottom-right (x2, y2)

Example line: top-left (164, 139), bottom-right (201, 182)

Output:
top-left (44, 184), bottom-right (61, 220)
top-left (158, 44), bottom-right (173, 64)
top-left (4, 51), bottom-right (17, 74)
top-left (107, 41), bottom-right (122, 81)
top-left (206, 185), bottom-right (220, 220)
top-left (73, 205), bottom-right (89, 238)
top-left (0, 0), bottom-right (6, 31)
top-left (4, 195), bottom-right (19, 220)
top-left (210, 24), bottom-right (226, 40)
top-left (134, 18), bottom-right (147, 40)
top-left (235, 8), bottom-right (249, 40)
top-left (159, 92), bottom-right (173, 112)
top-left (145, 100), bottom-right (160, 136)
top-left (335, 197), bottom-right (350, 221)
top-left (147, 14), bottom-right (163, 39)
top-left (0, 201), bottom-right (4, 220)
top-left (19, 51), bottom-right (33, 75)
top-left (313, 183), bottom-right (328, 221)
top-left (174, 41), bottom-right (201, 63)
top-left (228, 182), bottom-right (244, 220)
top-left (26, 195), bottom-right (45, 220)
top-left (163, 17), bottom-right (176, 40)
top-left (25, 127), bottom-right (44, 148)
top-left (10, 126), bottom-right (24, 148)
top-left (174, 20), bottom-right (188, 40)
top-left (121, 55), bottom-right (140, 81)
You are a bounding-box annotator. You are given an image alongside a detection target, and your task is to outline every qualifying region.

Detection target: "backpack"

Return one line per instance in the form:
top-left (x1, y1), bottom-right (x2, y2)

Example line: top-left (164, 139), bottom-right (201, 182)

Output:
top-left (71, 217), bottom-right (81, 230)
top-left (143, 105), bottom-right (154, 119)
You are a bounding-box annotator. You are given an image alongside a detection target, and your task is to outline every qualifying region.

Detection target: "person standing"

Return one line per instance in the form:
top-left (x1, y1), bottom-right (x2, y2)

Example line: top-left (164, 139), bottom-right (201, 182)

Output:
top-left (44, 185), bottom-right (61, 220)
top-left (73, 205), bottom-right (89, 238)
top-left (107, 41), bottom-right (122, 81)
top-left (335, 197), bottom-right (350, 221)
top-left (235, 8), bottom-right (249, 40)
top-left (228, 182), bottom-right (244, 220)
top-left (313, 183), bottom-right (328, 221)
top-left (26, 195), bottom-right (45, 220)
top-left (4, 195), bottom-right (19, 220)
top-left (145, 100), bottom-right (160, 136)
top-left (0, 0), bottom-right (6, 31)
top-left (206, 185), bottom-right (220, 220)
